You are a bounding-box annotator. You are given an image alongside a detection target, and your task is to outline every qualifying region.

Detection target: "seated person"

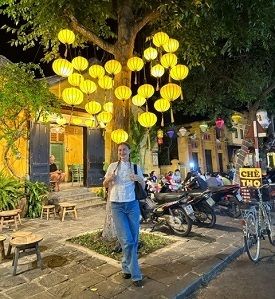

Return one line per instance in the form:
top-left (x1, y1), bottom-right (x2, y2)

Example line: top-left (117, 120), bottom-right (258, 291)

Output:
top-left (49, 155), bottom-right (65, 192)
top-left (172, 169), bottom-right (182, 184)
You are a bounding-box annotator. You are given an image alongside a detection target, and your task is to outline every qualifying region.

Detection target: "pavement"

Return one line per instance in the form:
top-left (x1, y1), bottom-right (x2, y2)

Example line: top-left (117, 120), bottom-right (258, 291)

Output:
top-left (0, 203), bottom-right (245, 299)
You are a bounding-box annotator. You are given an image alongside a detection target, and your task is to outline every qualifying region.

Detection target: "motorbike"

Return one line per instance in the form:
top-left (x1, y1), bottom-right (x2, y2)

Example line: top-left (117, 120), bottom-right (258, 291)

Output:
top-left (139, 192), bottom-right (193, 236)
top-left (208, 184), bottom-right (243, 218)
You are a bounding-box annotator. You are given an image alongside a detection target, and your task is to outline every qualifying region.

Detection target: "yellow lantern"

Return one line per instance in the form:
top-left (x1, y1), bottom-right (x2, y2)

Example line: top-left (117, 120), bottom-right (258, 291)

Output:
top-left (160, 53), bottom-right (177, 69)
top-left (163, 38), bottom-right (179, 53)
top-left (152, 32), bottom-right (169, 47)
top-left (151, 64), bottom-right (165, 78)
top-left (160, 83), bottom-right (181, 101)
top-left (71, 56), bottom-right (89, 71)
top-left (132, 94), bottom-right (146, 107)
top-left (114, 85), bottom-right (132, 101)
top-left (137, 84), bottom-right (154, 98)
top-left (170, 64), bottom-right (189, 81)
top-left (79, 79), bottom-right (97, 94)
top-left (72, 117), bottom-right (82, 125)
top-left (85, 101), bottom-right (102, 115)
top-left (58, 29), bottom-right (75, 44)
top-left (144, 47), bottom-right (158, 61)
top-left (56, 116), bottom-right (67, 126)
top-left (199, 123), bottom-right (209, 133)
top-left (127, 57), bottom-right (144, 71)
top-left (104, 59), bottom-right (122, 76)
top-left (111, 129), bottom-right (129, 144)
top-left (89, 64), bottom-right (105, 79)
top-left (138, 112), bottom-right (157, 128)
top-left (231, 113), bottom-right (242, 124)
top-left (85, 118), bottom-right (96, 128)
top-left (52, 58), bottom-right (74, 77)
top-left (157, 129), bottom-right (164, 138)
top-left (62, 87), bottom-right (84, 106)
top-left (154, 98), bottom-right (170, 126)
top-left (97, 111), bottom-right (112, 124)
top-left (103, 101), bottom-right (113, 113)
top-left (98, 75), bottom-right (113, 90)
top-left (68, 73), bottom-right (84, 86)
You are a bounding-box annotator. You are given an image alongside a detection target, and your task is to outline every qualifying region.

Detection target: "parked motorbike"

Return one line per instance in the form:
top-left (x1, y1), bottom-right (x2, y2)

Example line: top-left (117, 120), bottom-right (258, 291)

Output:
top-left (139, 192), bottom-right (193, 236)
top-left (208, 185), bottom-right (243, 218)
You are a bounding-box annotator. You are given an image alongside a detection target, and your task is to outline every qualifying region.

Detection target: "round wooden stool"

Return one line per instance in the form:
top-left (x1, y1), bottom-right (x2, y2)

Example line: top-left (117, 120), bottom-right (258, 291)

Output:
top-left (59, 202), bottom-right (78, 222)
top-left (0, 210), bottom-right (21, 232)
top-left (10, 233), bottom-right (43, 276)
top-left (0, 235), bottom-right (6, 262)
top-left (41, 205), bottom-right (56, 220)
top-left (7, 231), bottom-right (33, 257)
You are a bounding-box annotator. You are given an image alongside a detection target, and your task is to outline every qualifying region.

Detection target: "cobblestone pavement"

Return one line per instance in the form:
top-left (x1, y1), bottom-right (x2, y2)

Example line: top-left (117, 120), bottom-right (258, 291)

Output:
top-left (0, 206), bottom-right (244, 299)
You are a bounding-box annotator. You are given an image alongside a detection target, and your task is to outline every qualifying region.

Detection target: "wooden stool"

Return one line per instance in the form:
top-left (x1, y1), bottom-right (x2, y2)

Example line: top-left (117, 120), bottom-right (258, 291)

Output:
top-left (41, 205), bottom-right (56, 220)
top-left (0, 210), bottom-right (21, 232)
top-left (59, 202), bottom-right (78, 222)
top-left (7, 231), bottom-right (33, 257)
top-left (14, 209), bottom-right (22, 225)
top-left (0, 235), bottom-right (6, 262)
top-left (10, 234), bottom-right (43, 276)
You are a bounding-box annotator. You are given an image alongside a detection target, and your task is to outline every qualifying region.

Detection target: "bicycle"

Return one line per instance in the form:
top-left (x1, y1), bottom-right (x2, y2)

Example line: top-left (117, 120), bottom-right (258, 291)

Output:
top-left (242, 184), bottom-right (275, 262)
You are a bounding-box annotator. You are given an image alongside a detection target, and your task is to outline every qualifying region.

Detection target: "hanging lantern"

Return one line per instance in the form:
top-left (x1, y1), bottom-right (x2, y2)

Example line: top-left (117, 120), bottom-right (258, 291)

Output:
top-left (72, 117), bottom-right (82, 125)
top-left (160, 83), bottom-right (181, 101)
top-left (85, 101), bottom-right (101, 115)
top-left (178, 127), bottom-right (187, 137)
top-left (79, 79), bottom-right (97, 94)
top-left (170, 64), bottom-right (189, 81)
top-left (144, 47), bottom-right (158, 61)
top-left (103, 101), bottom-right (113, 113)
top-left (151, 64), bottom-right (165, 78)
top-left (97, 111), bottom-right (112, 124)
top-left (154, 98), bottom-right (170, 126)
top-left (58, 29), bottom-right (75, 44)
top-left (52, 58), bottom-right (74, 77)
top-left (152, 32), bottom-right (169, 47)
top-left (167, 128), bottom-right (175, 139)
top-left (89, 64), bottom-right (105, 79)
top-left (215, 118), bottom-right (225, 129)
top-left (98, 75), bottom-right (113, 90)
top-left (56, 116), bottom-right (67, 126)
top-left (160, 53), bottom-right (177, 69)
top-left (231, 112), bottom-right (242, 125)
top-left (85, 118), bottom-right (97, 128)
top-left (132, 94), bottom-right (146, 107)
top-left (114, 85), bottom-right (132, 101)
top-left (157, 129), bottom-right (164, 138)
top-left (68, 73), bottom-right (84, 86)
top-left (137, 84), bottom-right (154, 98)
top-left (127, 57), bottom-right (144, 84)
top-left (71, 56), bottom-right (89, 72)
top-left (104, 59), bottom-right (122, 76)
top-left (199, 122), bottom-right (209, 133)
top-left (163, 38), bottom-right (179, 53)
top-left (62, 87), bottom-right (84, 106)
top-left (256, 110), bottom-right (270, 128)
top-left (111, 129), bottom-right (129, 144)
top-left (138, 112), bottom-right (157, 128)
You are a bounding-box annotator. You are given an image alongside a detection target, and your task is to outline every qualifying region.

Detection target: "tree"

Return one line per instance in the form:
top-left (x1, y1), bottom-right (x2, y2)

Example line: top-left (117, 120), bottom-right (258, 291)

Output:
top-left (0, 60), bottom-right (59, 177)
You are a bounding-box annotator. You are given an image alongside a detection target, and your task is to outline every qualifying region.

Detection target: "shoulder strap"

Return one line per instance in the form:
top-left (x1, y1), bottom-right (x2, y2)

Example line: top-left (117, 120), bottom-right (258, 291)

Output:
top-left (134, 164), bottom-right (137, 174)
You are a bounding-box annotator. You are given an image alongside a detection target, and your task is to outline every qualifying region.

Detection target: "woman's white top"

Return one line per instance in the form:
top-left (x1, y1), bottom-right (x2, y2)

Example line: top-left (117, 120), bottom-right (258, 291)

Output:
top-left (105, 161), bottom-right (144, 203)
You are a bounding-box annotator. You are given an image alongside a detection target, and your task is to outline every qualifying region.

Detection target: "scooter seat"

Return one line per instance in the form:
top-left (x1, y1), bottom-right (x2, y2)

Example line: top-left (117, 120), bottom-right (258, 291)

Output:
top-left (154, 192), bottom-right (186, 204)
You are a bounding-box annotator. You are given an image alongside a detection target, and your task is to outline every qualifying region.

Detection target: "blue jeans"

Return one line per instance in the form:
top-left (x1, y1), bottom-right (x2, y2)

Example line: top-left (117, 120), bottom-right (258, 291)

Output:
top-left (111, 200), bottom-right (142, 281)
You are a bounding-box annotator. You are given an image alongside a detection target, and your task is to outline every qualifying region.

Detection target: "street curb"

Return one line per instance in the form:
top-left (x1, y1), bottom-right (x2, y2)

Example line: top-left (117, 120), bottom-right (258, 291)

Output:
top-left (174, 245), bottom-right (245, 299)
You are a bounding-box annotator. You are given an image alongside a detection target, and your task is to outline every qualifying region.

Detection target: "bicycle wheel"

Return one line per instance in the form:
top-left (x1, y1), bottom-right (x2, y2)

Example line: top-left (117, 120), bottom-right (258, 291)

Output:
top-left (244, 213), bottom-right (260, 262)
top-left (266, 209), bottom-right (275, 246)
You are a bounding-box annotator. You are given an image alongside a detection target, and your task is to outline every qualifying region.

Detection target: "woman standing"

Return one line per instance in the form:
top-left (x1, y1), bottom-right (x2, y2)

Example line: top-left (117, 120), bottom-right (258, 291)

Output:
top-left (103, 142), bottom-right (144, 287)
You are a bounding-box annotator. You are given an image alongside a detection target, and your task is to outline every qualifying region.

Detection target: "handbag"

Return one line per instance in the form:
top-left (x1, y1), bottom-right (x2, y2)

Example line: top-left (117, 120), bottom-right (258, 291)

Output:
top-left (133, 164), bottom-right (147, 200)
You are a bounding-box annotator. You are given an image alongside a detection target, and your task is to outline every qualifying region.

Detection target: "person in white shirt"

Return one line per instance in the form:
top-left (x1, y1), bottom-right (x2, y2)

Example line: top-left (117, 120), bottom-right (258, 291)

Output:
top-left (103, 142), bottom-right (144, 287)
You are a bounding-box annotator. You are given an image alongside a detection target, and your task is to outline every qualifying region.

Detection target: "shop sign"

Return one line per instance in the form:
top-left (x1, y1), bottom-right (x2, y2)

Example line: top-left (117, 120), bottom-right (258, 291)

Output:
top-left (239, 168), bottom-right (262, 187)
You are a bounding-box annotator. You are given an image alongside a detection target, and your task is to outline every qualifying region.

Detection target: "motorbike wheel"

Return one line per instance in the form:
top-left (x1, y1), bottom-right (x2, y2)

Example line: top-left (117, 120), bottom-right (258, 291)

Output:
top-left (167, 207), bottom-right (192, 236)
top-left (194, 203), bottom-right (216, 228)
top-left (227, 196), bottom-right (242, 218)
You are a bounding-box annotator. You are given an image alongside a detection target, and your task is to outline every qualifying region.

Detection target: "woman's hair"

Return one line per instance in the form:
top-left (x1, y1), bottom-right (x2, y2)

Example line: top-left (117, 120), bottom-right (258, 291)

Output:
top-left (117, 142), bottom-right (131, 149)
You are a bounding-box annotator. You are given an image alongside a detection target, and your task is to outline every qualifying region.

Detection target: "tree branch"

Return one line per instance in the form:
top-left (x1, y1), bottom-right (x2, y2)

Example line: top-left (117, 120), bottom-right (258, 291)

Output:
top-left (132, 10), bottom-right (161, 38)
top-left (67, 13), bottom-right (116, 55)
top-left (260, 81), bottom-right (275, 99)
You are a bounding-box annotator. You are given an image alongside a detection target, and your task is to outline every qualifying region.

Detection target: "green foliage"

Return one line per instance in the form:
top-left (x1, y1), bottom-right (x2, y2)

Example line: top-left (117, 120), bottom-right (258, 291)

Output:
top-left (69, 230), bottom-right (174, 261)
top-left (24, 180), bottom-right (49, 218)
top-left (0, 171), bottom-right (24, 211)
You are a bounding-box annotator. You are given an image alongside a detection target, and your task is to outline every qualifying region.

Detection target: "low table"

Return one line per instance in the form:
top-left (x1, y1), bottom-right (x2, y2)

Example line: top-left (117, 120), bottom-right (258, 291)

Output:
top-left (7, 231), bottom-right (33, 257)
top-left (0, 210), bottom-right (21, 232)
top-left (10, 233), bottom-right (43, 276)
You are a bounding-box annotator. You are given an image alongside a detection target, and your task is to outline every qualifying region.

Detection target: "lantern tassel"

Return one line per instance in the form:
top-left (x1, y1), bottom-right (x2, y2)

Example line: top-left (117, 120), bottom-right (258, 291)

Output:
top-left (123, 100), bottom-right (125, 117)
top-left (146, 101), bottom-right (148, 112)
top-left (64, 45), bottom-right (68, 58)
top-left (156, 78), bottom-right (159, 91)
top-left (180, 85), bottom-right (183, 100)
top-left (170, 108), bottom-right (175, 123)
top-left (147, 129), bottom-right (151, 150)
top-left (134, 72), bottom-right (138, 85)
top-left (161, 114), bottom-right (164, 127)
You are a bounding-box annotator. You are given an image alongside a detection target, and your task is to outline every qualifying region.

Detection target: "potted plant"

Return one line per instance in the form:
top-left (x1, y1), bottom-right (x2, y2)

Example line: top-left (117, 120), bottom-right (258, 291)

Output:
top-left (24, 180), bottom-right (49, 218)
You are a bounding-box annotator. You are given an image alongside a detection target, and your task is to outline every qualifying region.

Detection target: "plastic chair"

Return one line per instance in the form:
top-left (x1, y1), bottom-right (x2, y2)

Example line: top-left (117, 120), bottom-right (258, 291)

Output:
top-left (79, 164), bottom-right (84, 184)
top-left (71, 164), bottom-right (80, 186)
